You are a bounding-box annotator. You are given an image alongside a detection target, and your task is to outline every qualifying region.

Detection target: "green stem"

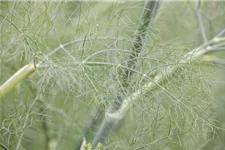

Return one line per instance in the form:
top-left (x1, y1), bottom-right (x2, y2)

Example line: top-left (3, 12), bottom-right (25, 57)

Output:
top-left (92, 0), bottom-right (160, 147)
top-left (106, 35), bottom-right (225, 121)
top-left (0, 61), bottom-right (36, 99)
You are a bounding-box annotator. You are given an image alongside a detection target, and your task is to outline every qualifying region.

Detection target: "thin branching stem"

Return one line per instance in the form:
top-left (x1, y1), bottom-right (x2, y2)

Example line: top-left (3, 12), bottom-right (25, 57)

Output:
top-left (0, 143), bottom-right (9, 150)
top-left (36, 37), bottom-right (125, 68)
top-left (195, 0), bottom-right (207, 43)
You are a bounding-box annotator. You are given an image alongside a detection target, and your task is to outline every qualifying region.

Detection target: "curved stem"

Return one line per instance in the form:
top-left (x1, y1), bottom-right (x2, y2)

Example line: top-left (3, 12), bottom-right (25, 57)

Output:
top-left (107, 33), bottom-right (225, 121)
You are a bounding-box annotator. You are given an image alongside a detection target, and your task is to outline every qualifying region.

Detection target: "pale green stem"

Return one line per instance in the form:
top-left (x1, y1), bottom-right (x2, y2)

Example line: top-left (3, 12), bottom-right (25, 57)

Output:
top-left (195, 0), bottom-right (207, 43)
top-left (0, 61), bottom-right (36, 99)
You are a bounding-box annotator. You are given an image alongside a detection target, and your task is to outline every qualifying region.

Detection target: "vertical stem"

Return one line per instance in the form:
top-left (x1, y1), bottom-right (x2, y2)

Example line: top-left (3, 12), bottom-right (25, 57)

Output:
top-left (15, 114), bottom-right (30, 150)
top-left (15, 95), bottom-right (39, 150)
top-left (195, 0), bottom-right (207, 43)
top-left (122, 0), bottom-right (159, 87)
top-left (92, 1), bottom-right (160, 148)
top-left (40, 107), bottom-right (51, 150)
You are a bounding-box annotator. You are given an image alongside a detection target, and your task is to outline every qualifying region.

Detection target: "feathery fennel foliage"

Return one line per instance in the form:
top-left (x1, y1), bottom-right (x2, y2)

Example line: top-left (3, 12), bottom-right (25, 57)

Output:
top-left (1, 1), bottom-right (225, 150)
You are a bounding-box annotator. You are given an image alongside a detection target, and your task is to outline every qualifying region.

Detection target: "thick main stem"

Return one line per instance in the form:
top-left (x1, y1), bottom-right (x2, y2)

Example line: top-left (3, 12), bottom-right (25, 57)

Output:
top-left (0, 61), bottom-right (36, 99)
top-left (92, 1), bottom-right (160, 148)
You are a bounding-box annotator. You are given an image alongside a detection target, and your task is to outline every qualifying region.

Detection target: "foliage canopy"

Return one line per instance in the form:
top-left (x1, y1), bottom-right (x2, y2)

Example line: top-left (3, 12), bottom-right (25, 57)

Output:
top-left (1, 1), bottom-right (225, 150)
